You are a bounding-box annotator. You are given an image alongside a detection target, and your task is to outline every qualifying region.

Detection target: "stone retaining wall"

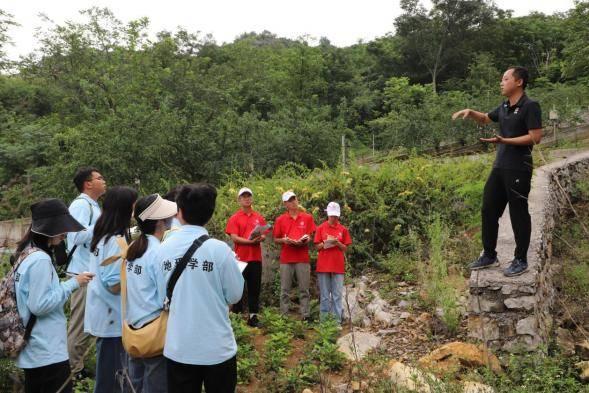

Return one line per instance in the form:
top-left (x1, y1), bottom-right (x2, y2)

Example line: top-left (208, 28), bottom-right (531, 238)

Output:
top-left (468, 151), bottom-right (589, 351)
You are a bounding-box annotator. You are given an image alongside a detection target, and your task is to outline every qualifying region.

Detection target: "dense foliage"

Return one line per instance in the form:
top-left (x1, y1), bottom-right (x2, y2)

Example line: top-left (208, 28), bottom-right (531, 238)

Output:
top-left (1, 2), bottom-right (589, 219)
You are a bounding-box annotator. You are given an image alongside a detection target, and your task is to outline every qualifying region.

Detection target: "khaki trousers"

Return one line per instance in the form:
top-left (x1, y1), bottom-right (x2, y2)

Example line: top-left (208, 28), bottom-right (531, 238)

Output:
top-left (279, 262), bottom-right (310, 318)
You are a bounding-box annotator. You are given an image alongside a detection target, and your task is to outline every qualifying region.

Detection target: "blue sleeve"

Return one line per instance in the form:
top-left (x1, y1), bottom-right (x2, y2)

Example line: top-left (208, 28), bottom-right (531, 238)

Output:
top-left (149, 249), bottom-right (166, 308)
top-left (26, 255), bottom-right (79, 316)
top-left (67, 200), bottom-right (93, 247)
top-left (220, 249), bottom-right (244, 305)
top-left (100, 238), bottom-right (122, 288)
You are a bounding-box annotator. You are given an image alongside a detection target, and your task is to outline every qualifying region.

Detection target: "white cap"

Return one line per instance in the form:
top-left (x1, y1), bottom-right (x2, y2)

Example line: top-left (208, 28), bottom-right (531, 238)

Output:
top-left (282, 191), bottom-right (297, 202)
top-left (138, 194), bottom-right (178, 221)
top-left (325, 202), bottom-right (341, 217)
top-left (238, 187), bottom-right (253, 197)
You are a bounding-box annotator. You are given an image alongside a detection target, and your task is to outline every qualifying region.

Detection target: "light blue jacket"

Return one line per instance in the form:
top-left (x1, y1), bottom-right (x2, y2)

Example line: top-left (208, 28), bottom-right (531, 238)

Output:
top-left (123, 235), bottom-right (164, 329)
top-left (84, 235), bottom-right (124, 337)
top-left (15, 250), bottom-right (79, 368)
top-left (157, 225), bottom-right (244, 365)
top-left (66, 193), bottom-right (101, 274)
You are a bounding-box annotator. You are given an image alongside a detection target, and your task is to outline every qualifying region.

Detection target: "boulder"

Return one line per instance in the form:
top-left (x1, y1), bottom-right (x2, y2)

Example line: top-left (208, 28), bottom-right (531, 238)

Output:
top-left (463, 381), bottom-right (495, 393)
top-left (342, 286), bottom-right (366, 323)
top-left (575, 340), bottom-right (589, 360)
top-left (418, 342), bottom-right (502, 376)
top-left (337, 332), bottom-right (381, 361)
top-left (366, 297), bottom-right (387, 316)
top-left (375, 311), bottom-right (395, 327)
top-left (387, 360), bottom-right (442, 393)
top-left (556, 327), bottom-right (575, 355)
top-left (575, 361), bottom-right (589, 382)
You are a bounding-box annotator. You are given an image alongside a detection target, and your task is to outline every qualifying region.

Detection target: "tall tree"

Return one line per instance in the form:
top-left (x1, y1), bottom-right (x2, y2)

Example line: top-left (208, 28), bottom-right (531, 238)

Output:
top-left (395, 0), bottom-right (498, 93)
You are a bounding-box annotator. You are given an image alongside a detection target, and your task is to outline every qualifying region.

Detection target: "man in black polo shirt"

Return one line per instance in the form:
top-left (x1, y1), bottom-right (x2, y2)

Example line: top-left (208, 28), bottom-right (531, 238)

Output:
top-left (452, 66), bottom-right (542, 277)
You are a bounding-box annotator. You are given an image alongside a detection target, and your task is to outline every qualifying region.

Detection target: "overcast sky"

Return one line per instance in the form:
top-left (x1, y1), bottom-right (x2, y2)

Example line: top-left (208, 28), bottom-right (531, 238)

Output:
top-left (2, 0), bottom-right (575, 61)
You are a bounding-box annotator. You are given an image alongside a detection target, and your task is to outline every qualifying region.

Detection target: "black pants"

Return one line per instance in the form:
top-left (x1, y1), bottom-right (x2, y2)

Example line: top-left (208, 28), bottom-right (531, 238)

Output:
top-left (167, 356), bottom-right (237, 393)
top-left (233, 261), bottom-right (262, 314)
top-left (482, 168), bottom-right (532, 260)
top-left (24, 360), bottom-right (72, 393)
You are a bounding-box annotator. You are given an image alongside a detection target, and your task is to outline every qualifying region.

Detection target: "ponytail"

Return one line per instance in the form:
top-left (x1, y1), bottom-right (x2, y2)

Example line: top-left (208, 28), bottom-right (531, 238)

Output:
top-left (126, 232), bottom-right (150, 261)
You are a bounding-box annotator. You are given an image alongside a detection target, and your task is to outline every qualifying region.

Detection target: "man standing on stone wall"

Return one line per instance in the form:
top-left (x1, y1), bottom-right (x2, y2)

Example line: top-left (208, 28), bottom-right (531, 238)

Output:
top-left (452, 67), bottom-right (543, 277)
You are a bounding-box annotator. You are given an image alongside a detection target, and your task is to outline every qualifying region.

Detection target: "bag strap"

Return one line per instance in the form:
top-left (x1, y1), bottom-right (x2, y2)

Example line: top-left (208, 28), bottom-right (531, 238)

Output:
top-left (65, 197), bottom-right (95, 262)
top-left (100, 236), bottom-right (128, 266)
top-left (164, 234), bottom-right (209, 310)
top-left (13, 247), bottom-right (42, 340)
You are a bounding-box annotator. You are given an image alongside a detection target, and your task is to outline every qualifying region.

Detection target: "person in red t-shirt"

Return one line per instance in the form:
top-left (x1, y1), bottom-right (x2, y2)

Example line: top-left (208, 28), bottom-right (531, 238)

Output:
top-left (225, 187), bottom-right (268, 327)
top-left (273, 191), bottom-right (316, 320)
top-left (314, 202), bottom-right (352, 323)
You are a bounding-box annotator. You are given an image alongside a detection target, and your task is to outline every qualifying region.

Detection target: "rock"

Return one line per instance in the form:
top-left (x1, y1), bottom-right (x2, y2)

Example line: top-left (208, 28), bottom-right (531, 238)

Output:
top-left (504, 296), bottom-right (535, 311)
top-left (361, 317), bottom-right (372, 328)
top-left (463, 381), bottom-right (495, 393)
top-left (556, 328), bottom-right (575, 355)
top-left (468, 316), bottom-right (500, 341)
top-left (387, 360), bottom-right (441, 393)
top-left (337, 332), bottom-right (381, 361)
top-left (332, 383), bottom-right (349, 393)
top-left (515, 316), bottom-right (538, 337)
top-left (398, 300), bottom-right (411, 309)
top-left (418, 342), bottom-right (502, 376)
top-left (302, 389), bottom-right (313, 393)
top-left (366, 297), bottom-right (387, 316)
top-left (400, 312), bottom-right (411, 319)
top-left (469, 296), bottom-right (505, 313)
top-left (375, 311), bottom-right (394, 326)
top-left (575, 361), bottom-right (589, 381)
top-left (351, 381), bottom-right (360, 391)
top-left (342, 286), bottom-right (366, 323)
top-left (575, 340), bottom-right (589, 360)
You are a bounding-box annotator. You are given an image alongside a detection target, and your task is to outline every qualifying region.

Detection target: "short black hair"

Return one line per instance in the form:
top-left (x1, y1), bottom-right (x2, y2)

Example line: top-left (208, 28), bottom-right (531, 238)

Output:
top-left (508, 66), bottom-right (529, 89)
top-left (163, 185), bottom-right (183, 202)
top-left (177, 184), bottom-right (217, 226)
top-left (73, 167), bottom-right (99, 192)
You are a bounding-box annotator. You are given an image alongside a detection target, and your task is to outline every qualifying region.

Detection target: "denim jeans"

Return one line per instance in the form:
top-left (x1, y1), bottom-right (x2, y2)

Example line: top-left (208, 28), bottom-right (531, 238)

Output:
top-left (128, 355), bottom-right (167, 393)
top-left (317, 273), bottom-right (344, 322)
top-left (94, 337), bottom-right (128, 393)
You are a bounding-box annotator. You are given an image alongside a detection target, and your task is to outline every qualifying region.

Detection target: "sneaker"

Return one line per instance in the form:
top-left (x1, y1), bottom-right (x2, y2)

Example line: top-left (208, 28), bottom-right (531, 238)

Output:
top-left (247, 315), bottom-right (259, 327)
top-left (468, 254), bottom-right (499, 270)
top-left (504, 258), bottom-right (528, 277)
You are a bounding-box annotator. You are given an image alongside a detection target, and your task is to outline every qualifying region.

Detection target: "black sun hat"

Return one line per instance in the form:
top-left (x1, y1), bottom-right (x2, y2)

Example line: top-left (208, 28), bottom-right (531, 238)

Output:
top-left (30, 198), bottom-right (85, 237)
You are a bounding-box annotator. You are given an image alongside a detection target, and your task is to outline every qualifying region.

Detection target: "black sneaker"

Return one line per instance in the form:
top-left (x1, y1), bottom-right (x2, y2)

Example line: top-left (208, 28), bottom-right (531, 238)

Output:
top-left (504, 258), bottom-right (528, 277)
top-left (247, 315), bottom-right (259, 327)
top-left (469, 254), bottom-right (499, 270)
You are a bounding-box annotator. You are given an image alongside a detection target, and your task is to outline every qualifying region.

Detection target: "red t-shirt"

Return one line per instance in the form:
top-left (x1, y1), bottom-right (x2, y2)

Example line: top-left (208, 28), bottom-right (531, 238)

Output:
top-left (225, 210), bottom-right (267, 262)
top-left (314, 221), bottom-right (352, 274)
top-left (273, 211), bottom-right (316, 263)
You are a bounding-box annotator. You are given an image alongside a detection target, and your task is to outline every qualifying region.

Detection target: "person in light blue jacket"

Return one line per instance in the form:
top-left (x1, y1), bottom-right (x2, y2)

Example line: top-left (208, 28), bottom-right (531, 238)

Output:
top-left (124, 194), bottom-right (177, 393)
top-left (157, 184), bottom-right (244, 393)
top-left (66, 166), bottom-right (106, 378)
top-left (85, 186), bottom-right (138, 393)
top-left (14, 199), bottom-right (94, 393)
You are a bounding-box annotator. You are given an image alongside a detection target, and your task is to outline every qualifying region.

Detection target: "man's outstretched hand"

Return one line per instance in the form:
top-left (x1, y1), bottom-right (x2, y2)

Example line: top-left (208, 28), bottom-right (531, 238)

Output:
top-left (480, 134), bottom-right (504, 144)
top-left (452, 109), bottom-right (471, 120)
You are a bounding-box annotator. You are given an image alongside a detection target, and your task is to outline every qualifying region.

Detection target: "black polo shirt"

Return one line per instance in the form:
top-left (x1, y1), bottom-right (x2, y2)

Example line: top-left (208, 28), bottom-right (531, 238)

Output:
top-left (487, 94), bottom-right (542, 173)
